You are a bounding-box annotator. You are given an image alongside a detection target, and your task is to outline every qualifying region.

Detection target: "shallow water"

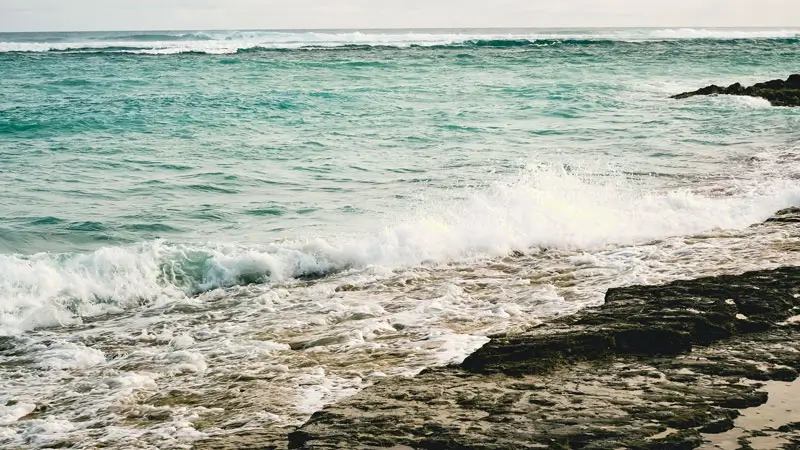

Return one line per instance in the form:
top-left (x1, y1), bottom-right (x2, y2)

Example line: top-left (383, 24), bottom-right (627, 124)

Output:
top-left (1, 28), bottom-right (800, 448)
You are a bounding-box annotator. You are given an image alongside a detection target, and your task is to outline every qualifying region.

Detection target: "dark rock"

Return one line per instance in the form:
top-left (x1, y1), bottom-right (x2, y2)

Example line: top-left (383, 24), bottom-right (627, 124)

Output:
top-left (751, 79), bottom-right (787, 91)
top-left (196, 430), bottom-right (282, 450)
top-left (462, 265), bottom-right (800, 376)
top-left (768, 366), bottom-right (799, 381)
top-left (726, 82), bottom-right (745, 95)
top-left (287, 430), bottom-right (314, 449)
top-left (671, 75), bottom-right (800, 106)
top-left (717, 391), bottom-right (769, 410)
top-left (701, 417), bottom-right (736, 434)
top-left (664, 408), bottom-right (715, 429)
top-left (672, 84), bottom-right (725, 99)
top-left (765, 207), bottom-right (800, 223)
top-left (788, 74), bottom-right (800, 89)
top-left (635, 430), bottom-right (704, 450)
top-left (288, 266), bottom-right (800, 449)
top-left (778, 422), bottom-right (800, 433)
top-left (286, 209), bottom-right (800, 449)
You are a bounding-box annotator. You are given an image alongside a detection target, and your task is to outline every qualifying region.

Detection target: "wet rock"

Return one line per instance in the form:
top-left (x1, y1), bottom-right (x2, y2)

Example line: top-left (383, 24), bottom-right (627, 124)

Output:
top-left (288, 265), bottom-right (800, 449)
top-left (768, 366), bottom-right (799, 381)
top-left (765, 207), bottom-right (800, 223)
top-left (639, 430), bottom-right (704, 450)
top-left (195, 430), bottom-right (283, 450)
top-left (460, 265), bottom-right (800, 376)
top-left (778, 422), bottom-right (800, 433)
top-left (671, 75), bottom-right (800, 106)
top-left (284, 208), bottom-right (800, 449)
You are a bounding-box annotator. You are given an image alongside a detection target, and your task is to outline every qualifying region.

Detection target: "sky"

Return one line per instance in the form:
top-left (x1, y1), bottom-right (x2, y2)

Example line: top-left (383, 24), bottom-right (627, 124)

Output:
top-left (0, 0), bottom-right (797, 32)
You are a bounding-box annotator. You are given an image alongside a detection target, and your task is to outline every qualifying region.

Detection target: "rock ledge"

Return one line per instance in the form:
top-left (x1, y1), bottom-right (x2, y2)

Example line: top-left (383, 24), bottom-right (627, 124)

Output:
top-left (671, 74), bottom-right (800, 106)
top-left (285, 210), bottom-right (800, 449)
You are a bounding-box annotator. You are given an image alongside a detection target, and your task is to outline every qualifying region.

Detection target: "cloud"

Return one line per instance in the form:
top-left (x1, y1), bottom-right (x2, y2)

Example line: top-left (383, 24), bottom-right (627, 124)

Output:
top-left (0, 0), bottom-right (797, 32)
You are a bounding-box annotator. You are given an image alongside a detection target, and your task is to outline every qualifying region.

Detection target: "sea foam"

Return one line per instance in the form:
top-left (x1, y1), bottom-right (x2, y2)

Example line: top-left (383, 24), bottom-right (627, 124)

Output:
top-left (1, 29), bottom-right (798, 54)
top-left (1, 163), bottom-right (798, 335)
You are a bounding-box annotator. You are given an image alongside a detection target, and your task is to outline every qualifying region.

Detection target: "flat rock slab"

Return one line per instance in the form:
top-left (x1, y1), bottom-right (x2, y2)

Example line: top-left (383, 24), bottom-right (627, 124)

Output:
top-left (191, 208), bottom-right (800, 449)
top-left (291, 331), bottom-right (800, 449)
top-left (286, 221), bottom-right (800, 449)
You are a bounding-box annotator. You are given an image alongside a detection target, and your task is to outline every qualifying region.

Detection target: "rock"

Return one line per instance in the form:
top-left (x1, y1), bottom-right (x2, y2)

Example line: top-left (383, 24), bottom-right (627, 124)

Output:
top-left (764, 207), bottom-right (800, 223)
top-left (460, 265), bottom-right (800, 376)
top-left (699, 418), bottom-right (736, 434)
top-left (288, 265), bottom-right (800, 449)
top-left (751, 79), bottom-right (787, 91)
top-left (672, 84), bottom-right (724, 99)
top-left (726, 82), bottom-right (745, 95)
top-left (671, 75), bottom-right (800, 106)
top-left (286, 207), bottom-right (800, 449)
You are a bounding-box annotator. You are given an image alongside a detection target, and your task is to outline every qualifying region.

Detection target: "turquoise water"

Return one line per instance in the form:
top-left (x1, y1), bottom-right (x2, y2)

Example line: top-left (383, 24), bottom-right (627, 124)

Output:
top-left (1, 29), bottom-right (800, 448)
top-left (2, 29), bottom-right (799, 255)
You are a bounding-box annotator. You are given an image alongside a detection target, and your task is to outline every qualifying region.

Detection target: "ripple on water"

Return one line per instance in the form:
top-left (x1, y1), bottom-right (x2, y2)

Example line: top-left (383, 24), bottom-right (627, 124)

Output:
top-left (66, 221), bottom-right (108, 232)
top-left (26, 216), bottom-right (66, 226)
top-left (121, 223), bottom-right (183, 233)
top-left (184, 184), bottom-right (240, 194)
top-left (246, 207), bottom-right (288, 216)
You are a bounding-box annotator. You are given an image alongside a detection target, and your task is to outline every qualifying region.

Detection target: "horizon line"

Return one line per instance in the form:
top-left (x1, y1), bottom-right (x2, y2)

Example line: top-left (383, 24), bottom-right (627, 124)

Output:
top-left (2, 25), bottom-right (799, 34)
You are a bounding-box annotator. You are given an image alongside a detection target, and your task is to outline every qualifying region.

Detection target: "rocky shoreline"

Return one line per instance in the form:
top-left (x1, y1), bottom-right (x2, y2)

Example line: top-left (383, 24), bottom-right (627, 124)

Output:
top-left (276, 209), bottom-right (800, 450)
top-left (186, 208), bottom-right (800, 449)
top-left (671, 75), bottom-right (800, 107)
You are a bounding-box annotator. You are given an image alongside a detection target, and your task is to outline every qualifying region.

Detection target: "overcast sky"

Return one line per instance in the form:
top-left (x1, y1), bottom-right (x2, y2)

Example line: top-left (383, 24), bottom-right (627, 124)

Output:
top-left (1, 0), bottom-right (797, 32)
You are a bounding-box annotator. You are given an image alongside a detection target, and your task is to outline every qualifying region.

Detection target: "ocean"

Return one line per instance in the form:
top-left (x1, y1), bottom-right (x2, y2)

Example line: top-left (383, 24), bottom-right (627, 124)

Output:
top-left (1, 28), bottom-right (799, 448)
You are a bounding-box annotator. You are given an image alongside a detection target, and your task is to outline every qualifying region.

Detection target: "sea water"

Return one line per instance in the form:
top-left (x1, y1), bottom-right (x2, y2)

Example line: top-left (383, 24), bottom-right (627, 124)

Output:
top-left (1, 28), bottom-right (799, 448)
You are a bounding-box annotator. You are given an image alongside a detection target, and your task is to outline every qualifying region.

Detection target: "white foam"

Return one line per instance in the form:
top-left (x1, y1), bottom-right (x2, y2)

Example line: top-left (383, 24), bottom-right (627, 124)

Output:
top-left (102, 372), bottom-right (159, 396)
top-left (569, 254), bottom-right (600, 267)
top-left (646, 28), bottom-right (800, 40)
top-left (427, 333), bottom-right (491, 366)
top-left (707, 94), bottom-right (774, 108)
top-left (1, 29), bottom-right (797, 53)
top-left (0, 403), bottom-right (36, 426)
top-left (20, 418), bottom-right (76, 448)
top-left (160, 351), bottom-right (208, 374)
top-left (35, 341), bottom-right (106, 371)
top-left (97, 371), bottom-right (160, 410)
top-left (170, 334), bottom-right (196, 350)
top-left (0, 242), bottom-right (186, 335)
top-left (25, 418), bottom-right (75, 434)
top-left (293, 368), bottom-right (362, 415)
top-left (1, 162), bottom-right (799, 336)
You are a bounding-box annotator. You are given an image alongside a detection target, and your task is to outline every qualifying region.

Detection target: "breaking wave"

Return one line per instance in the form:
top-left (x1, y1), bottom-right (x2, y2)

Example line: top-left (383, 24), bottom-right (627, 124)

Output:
top-left (1, 29), bottom-right (798, 54)
top-left (2, 163), bottom-right (799, 335)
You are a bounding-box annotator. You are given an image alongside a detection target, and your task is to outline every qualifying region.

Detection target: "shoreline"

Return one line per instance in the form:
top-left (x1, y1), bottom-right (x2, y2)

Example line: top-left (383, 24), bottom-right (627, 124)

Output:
top-left (259, 209), bottom-right (800, 450)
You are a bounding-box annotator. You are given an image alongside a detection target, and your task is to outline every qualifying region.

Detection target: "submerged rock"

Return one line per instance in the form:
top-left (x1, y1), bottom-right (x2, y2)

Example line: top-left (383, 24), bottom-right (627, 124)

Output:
top-left (671, 74), bottom-right (800, 106)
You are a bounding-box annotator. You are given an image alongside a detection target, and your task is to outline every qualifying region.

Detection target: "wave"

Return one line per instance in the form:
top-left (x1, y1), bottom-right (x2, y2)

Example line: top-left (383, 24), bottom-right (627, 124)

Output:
top-left (1, 29), bottom-right (798, 54)
top-left (2, 163), bottom-right (799, 336)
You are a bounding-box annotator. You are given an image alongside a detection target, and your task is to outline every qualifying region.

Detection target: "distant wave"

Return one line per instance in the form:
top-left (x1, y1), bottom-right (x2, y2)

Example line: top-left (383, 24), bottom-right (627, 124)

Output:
top-left (1, 29), bottom-right (798, 54)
